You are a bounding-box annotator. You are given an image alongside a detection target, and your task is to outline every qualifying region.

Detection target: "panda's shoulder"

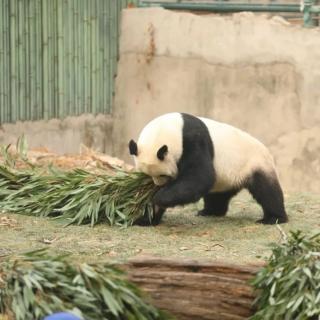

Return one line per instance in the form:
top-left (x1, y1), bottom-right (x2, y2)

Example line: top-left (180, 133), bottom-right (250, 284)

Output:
top-left (198, 117), bottom-right (239, 138)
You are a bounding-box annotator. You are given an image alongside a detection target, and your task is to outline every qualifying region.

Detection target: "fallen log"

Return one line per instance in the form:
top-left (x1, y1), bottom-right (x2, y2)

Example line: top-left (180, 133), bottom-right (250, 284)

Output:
top-left (125, 256), bottom-right (261, 320)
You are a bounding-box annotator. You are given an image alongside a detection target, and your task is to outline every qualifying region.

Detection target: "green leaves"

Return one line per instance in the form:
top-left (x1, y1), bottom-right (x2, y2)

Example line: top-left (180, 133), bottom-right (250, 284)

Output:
top-left (250, 230), bottom-right (320, 320)
top-left (0, 249), bottom-right (170, 320)
top-left (0, 135), bottom-right (32, 168)
top-left (0, 165), bottom-right (158, 227)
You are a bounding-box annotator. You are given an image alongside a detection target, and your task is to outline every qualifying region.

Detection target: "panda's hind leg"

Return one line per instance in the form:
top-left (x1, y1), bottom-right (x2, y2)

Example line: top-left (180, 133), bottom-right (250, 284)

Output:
top-left (198, 190), bottom-right (239, 217)
top-left (247, 170), bottom-right (288, 224)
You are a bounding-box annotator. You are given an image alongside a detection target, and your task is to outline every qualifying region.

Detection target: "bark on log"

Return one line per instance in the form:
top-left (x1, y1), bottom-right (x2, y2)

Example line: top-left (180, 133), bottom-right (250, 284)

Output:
top-left (125, 256), bottom-right (261, 320)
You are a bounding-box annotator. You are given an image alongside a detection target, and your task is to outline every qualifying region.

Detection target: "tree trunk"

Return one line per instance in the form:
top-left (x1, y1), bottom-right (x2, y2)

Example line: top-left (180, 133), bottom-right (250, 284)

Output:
top-left (125, 256), bottom-right (261, 320)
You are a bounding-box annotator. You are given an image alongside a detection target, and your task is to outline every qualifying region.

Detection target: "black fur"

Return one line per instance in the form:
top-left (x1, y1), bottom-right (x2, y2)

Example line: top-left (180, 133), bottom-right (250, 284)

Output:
top-left (134, 205), bottom-right (166, 226)
top-left (197, 190), bottom-right (240, 217)
top-left (246, 170), bottom-right (288, 224)
top-left (197, 171), bottom-right (288, 224)
top-left (153, 113), bottom-right (215, 209)
top-left (129, 140), bottom-right (138, 156)
top-left (157, 145), bottom-right (168, 160)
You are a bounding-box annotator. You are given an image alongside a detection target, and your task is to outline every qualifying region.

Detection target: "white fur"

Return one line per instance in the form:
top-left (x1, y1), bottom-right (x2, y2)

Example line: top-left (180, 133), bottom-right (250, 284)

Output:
top-left (199, 117), bottom-right (276, 192)
top-left (134, 113), bottom-right (276, 190)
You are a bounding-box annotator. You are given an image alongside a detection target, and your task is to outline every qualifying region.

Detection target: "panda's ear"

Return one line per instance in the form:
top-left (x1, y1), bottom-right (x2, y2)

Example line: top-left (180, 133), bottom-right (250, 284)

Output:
top-left (157, 145), bottom-right (168, 161)
top-left (129, 140), bottom-right (138, 156)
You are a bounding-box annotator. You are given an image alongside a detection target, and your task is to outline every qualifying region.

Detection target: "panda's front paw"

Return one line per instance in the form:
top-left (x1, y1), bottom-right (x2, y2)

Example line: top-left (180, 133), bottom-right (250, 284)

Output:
top-left (134, 214), bottom-right (154, 226)
top-left (133, 205), bottom-right (166, 227)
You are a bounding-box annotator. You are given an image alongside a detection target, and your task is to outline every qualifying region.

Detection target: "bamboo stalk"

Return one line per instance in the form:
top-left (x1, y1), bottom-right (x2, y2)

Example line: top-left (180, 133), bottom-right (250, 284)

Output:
top-left (6, 0), bottom-right (10, 122)
top-left (66, 0), bottom-right (73, 116)
top-left (0, 1), bottom-right (4, 122)
top-left (29, 0), bottom-right (35, 121)
top-left (102, 0), bottom-right (110, 114)
top-left (105, 0), bottom-right (110, 114)
top-left (17, 0), bottom-right (23, 121)
top-left (109, 0), bottom-right (115, 111)
top-left (91, 0), bottom-right (97, 114)
top-left (42, 0), bottom-right (49, 120)
top-left (97, 0), bottom-right (104, 115)
top-left (35, 0), bottom-right (42, 120)
top-left (79, 0), bottom-right (85, 115)
top-left (46, 0), bottom-right (53, 119)
top-left (25, 0), bottom-right (30, 121)
top-left (57, 0), bottom-right (64, 118)
top-left (9, 0), bottom-right (17, 122)
top-left (83, 0), bottom-right (88, 113)
top-left (53, 0), bottom-right (59, 118)
top-left (74, 0), bottom-right (80, 116)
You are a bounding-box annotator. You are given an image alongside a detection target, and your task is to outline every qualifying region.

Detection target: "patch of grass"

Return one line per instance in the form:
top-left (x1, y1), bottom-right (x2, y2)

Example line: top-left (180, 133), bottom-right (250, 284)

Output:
top-left (0, 191), bottom-right (319, 265)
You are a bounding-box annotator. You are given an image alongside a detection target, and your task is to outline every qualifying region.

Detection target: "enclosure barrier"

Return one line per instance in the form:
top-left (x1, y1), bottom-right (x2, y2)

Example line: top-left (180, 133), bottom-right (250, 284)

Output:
top-left (138, 0), bottom-right (320, 27)
top-left (125, 256), bottom-right (260, 320)
top-left (303, 0), bottom-right (320, 26)
top-left (0, 0), bottom-right (136, 124)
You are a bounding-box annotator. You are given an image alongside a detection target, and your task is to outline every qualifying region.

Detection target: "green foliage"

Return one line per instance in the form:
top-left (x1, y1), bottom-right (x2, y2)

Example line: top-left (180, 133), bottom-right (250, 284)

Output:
top-left (0, 135), bottom-right (31, 168)
top-left (0, 249), bottom-right (170, 320)
top-left (250, 230), bottom-right (320, 320)
top-left (0, 165), bottom-right (158, 227)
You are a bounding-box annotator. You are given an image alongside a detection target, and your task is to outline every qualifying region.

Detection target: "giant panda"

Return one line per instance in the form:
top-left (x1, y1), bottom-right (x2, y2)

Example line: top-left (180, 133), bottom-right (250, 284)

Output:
top-left (129, 112), bottom-right (288, 226)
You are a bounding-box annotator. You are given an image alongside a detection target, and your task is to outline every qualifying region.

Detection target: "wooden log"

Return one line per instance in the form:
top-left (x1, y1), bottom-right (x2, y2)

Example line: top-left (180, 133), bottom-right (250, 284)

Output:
top-left (125, 256), bottom-right (261, 320)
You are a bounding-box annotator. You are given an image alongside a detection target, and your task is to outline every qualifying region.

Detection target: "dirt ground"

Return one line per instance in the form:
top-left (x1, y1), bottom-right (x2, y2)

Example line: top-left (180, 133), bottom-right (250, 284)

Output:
top-left (1, 191), bottom-right (319, 266)
top-left (0, 147), bottom-right (319, 265)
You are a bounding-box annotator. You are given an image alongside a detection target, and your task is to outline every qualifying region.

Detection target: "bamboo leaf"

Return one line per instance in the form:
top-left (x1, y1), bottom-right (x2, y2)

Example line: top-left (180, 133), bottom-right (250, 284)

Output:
top-left (0, 164), bottom-right (158, 227)
top-left (0, 250), bottom-right (170, 320)
top-left (250, 231), bottom-right (320, 320)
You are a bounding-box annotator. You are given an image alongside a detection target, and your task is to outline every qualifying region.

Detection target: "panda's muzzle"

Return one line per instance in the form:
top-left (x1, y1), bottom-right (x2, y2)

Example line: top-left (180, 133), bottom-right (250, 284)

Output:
top-left (152, 175), bottom-right (171, 186)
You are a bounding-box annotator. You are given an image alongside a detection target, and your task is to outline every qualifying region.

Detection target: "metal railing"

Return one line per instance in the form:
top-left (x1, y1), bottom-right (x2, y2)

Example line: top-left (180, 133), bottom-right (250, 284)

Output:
top-left (138, 0), bottom-right (320, 27)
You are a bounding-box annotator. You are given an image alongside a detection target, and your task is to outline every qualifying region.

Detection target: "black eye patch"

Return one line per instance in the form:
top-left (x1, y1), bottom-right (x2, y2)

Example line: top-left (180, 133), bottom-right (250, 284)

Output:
top-left (157, 145), bottom-right (168, 160)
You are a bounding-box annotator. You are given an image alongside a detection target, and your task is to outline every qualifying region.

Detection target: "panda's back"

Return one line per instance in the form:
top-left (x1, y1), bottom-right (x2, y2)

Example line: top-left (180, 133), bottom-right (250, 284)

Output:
top-left (199, 117), bottom-right (276, 192)
top-left (137, 113), bottom-right (276, 193)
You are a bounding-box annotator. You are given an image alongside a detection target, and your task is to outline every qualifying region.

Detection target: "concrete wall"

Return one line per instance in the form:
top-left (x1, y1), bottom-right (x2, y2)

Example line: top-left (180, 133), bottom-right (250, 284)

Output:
top-left (0, 114), bottom-right (113, 155)
top-left (113, 8), bottom-right (320, 193)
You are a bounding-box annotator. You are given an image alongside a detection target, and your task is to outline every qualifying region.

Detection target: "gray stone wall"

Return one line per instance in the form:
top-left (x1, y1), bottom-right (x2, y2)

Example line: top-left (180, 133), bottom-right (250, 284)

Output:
top-left (0, 114), bottom-right (113, 155)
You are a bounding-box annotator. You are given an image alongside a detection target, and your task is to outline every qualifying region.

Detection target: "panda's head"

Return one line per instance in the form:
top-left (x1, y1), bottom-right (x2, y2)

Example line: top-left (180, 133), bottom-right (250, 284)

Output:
top-left (129, 139), bottom-right (178, 186)
top-left (128, 113), bottom-right (183, 186)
